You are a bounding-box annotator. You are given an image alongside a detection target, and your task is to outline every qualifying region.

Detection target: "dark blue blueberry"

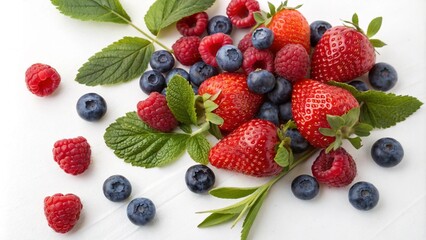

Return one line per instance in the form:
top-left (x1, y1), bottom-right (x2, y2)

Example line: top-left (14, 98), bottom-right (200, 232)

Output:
top-left (252, 27), bottom-right (274, 50)
top-left (291, 174), bottom-right (320, 200)
top-left (267, 77), bottom-right (292, 104)
top-left (166, 68), bottom-right (190, 84)
top-left (368, 62), bottom-right (398, 91)
top-left (348, 80), bottom-right (369, 92)
top-left (207, 15), bottom-right (232, 35)
top-left (310, 20), bottom-right (332, 47)
top-left (216, 45), bottom-right (243, 72)
top-left (285, 129), bottom-right (311, 153)
top-left (139, 70), bottom-right (166, 94)
top-left (149, 50), bottom-right (175, 73)
top-left (189, 61), bottom-right (218, 86)
top-left (127, 198), bottom-right (156, 225)
top-left (76, 93), bottom-right (107, 121)
top-left (185, 164), bottom-right (215, 193)
top-left (247, 70), bottom-right (276, 94)
top-left (371, 137), bottom-right (404, 167)
top-left (103, 175), bottom-right (132, 202)
top-left (278, 102), bottom-right (293, 123)
top-left (256, 101), bottom-right (279, 126)
top-left (349, 181), bottom-right (379, 211)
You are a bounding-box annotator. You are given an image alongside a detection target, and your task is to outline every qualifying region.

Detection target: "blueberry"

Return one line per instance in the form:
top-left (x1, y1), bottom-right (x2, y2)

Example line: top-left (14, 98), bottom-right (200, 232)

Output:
top-left (76, 93), bottom-right (107, 121)
top-left (185, 164), bottom-right (215, 193)
top-left (285, 129), bottom-right (311, 153)
top-left (256, 101), bottom-right (279, 126)
top-left (267, 77), bottom-right (292, 104)
top-left (368, 62), bottom-right (398, 91)
top-left (139, 70), bottom-right (166, 94)
top-left (166, 68), bottom-right (190, 84)
top-left (127, 198), bottom-right (156, 225)
top-left (189, 61), bottom-right (218, 86)
top-left (216, 45), bottom-right (243, 72)
top-left (149, 50), bottom-right (175, 73)
top-left (348, 181), bottom-right (379, 211)
top-left (310, 20), bottom-right (332, 47)
top-left (371, 137), bottom-right (404, 167)
top-left (348, 80), bottom-right (369, 92)
top-left (207, 15), bottom-right (232, 35)
top-left (252, 27), bottom-right (274, 50)
top-left (103, 175), bottom-right (132, 202)
top-left (291, 174), bottom-right (320, 200)
top-left (247, 70), bottom-right (276, 94)
top-left (278, 102), bottom-right (293, 123)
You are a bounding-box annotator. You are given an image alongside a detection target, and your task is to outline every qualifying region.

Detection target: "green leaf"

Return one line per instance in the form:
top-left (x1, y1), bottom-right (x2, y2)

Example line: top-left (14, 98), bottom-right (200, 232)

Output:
top-left (352, 13), bottom-right (359, 26)
top-left (144, 0), bottom-right (215, 36)
top-left (209, 187), bottom-right (259, 199)
top-left (204, 100), bottom-right (219, 112)
top-left (241, 188), bottom-right (269, 240)
top-left (367, 17), bottom-right (382, 38)
top-left (179, 124), bottom-right (193, 134)
top-left (268, 2), bottom-right (276, 16)
top-left (76, 37), bottom-right (154, 86)
top-left (369, 39), bottom-right (387, 48)
top-left (187, 134), bottom-right (210, 164)
top-left (198, 213), bottom-right (236, 228)
top-left (166, 75), bottom-right (198, 125)
top-left (253, 12), bottom-right (265, 23)
top-left (198, 199), bottom-right (249, 215)
top-left (51, 0), bottom-right (131, 24)
top-left (206, 112), bottom-right (224, 125)
top-left (274, 147), bottom-right (291, 168)
top-left (347, 137), bottom-right (362, 149)
top-left (104, 112), bottom-right (190, 167)
top-left (318, 128), bottom-right (336, 137)
top-left (326, 115), bottom-right (345, 130)
top-left (208, 123), bottom-right (223, 139)
top-left (353, 123), bottom-right (373, 137)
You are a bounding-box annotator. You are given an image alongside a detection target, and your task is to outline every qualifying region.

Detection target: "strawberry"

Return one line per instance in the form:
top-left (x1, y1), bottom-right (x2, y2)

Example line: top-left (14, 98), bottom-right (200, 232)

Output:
top-left (198, 73), bottom-right (263, 132)
top-left (311, 14), bottom-right (386, 82)
top-left (209, 119), bottom-right (282, 177)
top-left (292, 79), bottom-right (372, 151)
top-left (253, 1), bottom-right (310, 53)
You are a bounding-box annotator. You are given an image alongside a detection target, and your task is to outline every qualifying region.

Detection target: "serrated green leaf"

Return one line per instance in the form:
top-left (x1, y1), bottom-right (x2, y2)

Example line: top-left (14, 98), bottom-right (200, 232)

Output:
top-left (76, 37), bottom-right (154, 86)
top-left (166, 75), bottom-right (198, 125)
top-left (367, 17), bottom-right (382, 38)
top-left (104, 112), bottom-right (190, 167)
top-left (198, 213), bottom-right (236, 228)
top-left (274, 147), bottom-right (291, 168)
top-left (51, 0), bottom-right (131, 24)
top-left (144, 0), bottom-right (215, 36)
top-left (352, 13), bottom-right (359, 26)
top-left (209, 187), bottom-right (259, 199)
top-left (179, 124), bottom-right (193, 134)
top-left (187, 134), bottom-right (210, 164)
top-left (241, 188), bottom-right (269, 240)
top-left (369, 39), bottom-right (387, 48)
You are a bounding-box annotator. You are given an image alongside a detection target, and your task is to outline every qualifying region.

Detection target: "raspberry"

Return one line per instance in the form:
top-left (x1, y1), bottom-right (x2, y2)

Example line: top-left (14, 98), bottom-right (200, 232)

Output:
top-left (25, 63), bottom-right (61, 97)
top-left (172, 36), bottom-right (201, 66)
top-left (242, 47), bottom-right (274, 74)
top-left (176, 12), bottom-right (209, 37)
top-left (311, 148), bottom-right (357, 187)
top-left (237, 31), bottom-right (253, 53)
top-left (198, 33), bottom-right (233, 67)
top-left (137, 92), bottom-right (178, 132)
top-left (53, 136), bottom-right (91, 175)
top-left (44, 193), bottom-right (83, 233)
top-left (274, 44), bottom-right (310, 82)
top-left (226, 0), bottom-right (260, 28)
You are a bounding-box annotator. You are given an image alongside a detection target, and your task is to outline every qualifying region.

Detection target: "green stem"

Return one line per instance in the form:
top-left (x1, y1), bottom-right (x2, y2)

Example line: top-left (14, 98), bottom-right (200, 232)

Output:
top-left (191, 122), bottom-right (210, 136)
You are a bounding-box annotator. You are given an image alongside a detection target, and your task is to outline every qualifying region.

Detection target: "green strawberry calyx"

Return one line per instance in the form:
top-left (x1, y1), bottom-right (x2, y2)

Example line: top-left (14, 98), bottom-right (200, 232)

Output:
top-left (273, 120), bottom-right (298, 170)
top-left (195, 91), bottom-right (224, 139)
top-left (342, 13), bottom-right (386, 48)
top-left (252, 0), bottom-right (302, 29)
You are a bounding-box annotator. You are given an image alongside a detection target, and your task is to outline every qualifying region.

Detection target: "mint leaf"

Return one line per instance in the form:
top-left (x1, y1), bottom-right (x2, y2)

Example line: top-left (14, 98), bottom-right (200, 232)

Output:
top-left (104, 112), bottom-right (190, 167)
top-left (209, 187), bottom-right (259, 199)
top-left (241, 189), bottom-right (269, 240)
top-left (144, 0), bottom-right (215, 36)
top-left (198, 213), bottom-right (236, 228)
top-left (179, 124), bottom-right (193, 134)
top-left (51, 0), bottom-right (131, 24)
top-left (166, 75), bottom-right (198, 125)
top-left (187, 134), bottom-right (210, 164)
top-left (367, 17), bottom-right (382, 38)
top-left (76, 37), bottom-right (154, 86)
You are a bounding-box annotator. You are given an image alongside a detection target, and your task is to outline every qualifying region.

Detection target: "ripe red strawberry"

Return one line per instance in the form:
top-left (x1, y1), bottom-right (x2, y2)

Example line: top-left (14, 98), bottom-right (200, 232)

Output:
top-left (209, 119), bottom-right (282, 177)
top-left (311, 14), bottom-right (385, 82)
top-left (198, 73), bottom-right (263, 132)
top-left (44, 193), bottom-right (83, 233)
top-left (53, 136), bottom-right (91, 175)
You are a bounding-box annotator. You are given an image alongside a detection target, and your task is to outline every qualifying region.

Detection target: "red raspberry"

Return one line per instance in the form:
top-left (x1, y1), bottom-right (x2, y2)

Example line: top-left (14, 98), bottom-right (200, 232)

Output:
top-left (238, 31), bottom-right (253, 53)
top-left (176, 12), bottom-right (208, 37)
top-left (274, 44), bottom-right (310, 82)
top-left (242, 47), bottom-right (274, 74)
top-left (44, 193), bottom-right (83, 233)
top-left (25, 63), bottom-right (61, 97)
top-left (311, 148), bottom-right (357, 187)
top-left (172, 36), bottom-right (201, 66)
top-left (198, 33), bottom-right (233, 67)
top-left (137, 92), bottom-right (178, 132)
top-left (226, 0), bottom-right (260, 28)
top-left (53, 136), bottom-right (91, 175)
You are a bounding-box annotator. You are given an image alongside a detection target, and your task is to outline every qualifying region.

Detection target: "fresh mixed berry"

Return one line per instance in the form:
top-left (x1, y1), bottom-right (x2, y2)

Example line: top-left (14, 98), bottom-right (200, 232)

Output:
top-left (103, 175), bottom-right (132, 202)
top-left (274, 43), bottom-right (310, 82)
top-left (349, 80), bottom-right (369, 92)
top-left (207, 15), bottom-right (233, 35)
top-left (25, 63), bottom-right (61, 97)
top-left (291, 175), bottom-right (320, 200)
top-left (53, 136), bottom-right (91, 175)
top-left (149, 50), bottom-right (175, 73)
top-left (266, 77), bottom-right (292, 105)
top-left (285, 128), bottom-right (311, 154)
top-left (199, 33), bottom-right (233, 67)
top-left (172, 36), bottom-right (202, 66)
top-left (76, 93), bottom-right (107, 121)
top-left (176, 12), bottom-right (208, 37)
top-left (251, 27), bottom-right (274, 50)
top-left (137, 92), bottom-right (178, 132)
top-left (166, 68), bottom-right (190, 84)
top-left (371, 137), bottom-right (404, 167)
top-left (368, 62), bottom-right (398, 91)
top-left (185, 164), bottom-right (216, 193)
top-left (127, 198), bottom-right (156, 225)
top-left (215, 44), bottom-right (243, 72)
top-left (226, 0), bottom-right (259, 28)
top-left (310, 20), bottom-right (332, 47)
top-left (139, 70), bottom-right (166, 94)
top-left (242, 47), bottom-right (274, 74)
top-left (278, 102), bottom-right (293, 123)
top-left (189, 61), bottom-right (218, 86)
top-left (44, 193), bottom-right (83, 233)
top-left (348, 181), bottom-right (379, 211)
top-left (256, 101), bottom-right (279, 126)
top-left (247, 69), bottom-right (276, 94)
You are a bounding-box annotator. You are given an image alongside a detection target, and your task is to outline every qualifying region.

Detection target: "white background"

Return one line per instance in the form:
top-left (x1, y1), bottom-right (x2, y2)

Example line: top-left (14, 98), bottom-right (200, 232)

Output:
top-left (1, 0), bottom-right (425, 239)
